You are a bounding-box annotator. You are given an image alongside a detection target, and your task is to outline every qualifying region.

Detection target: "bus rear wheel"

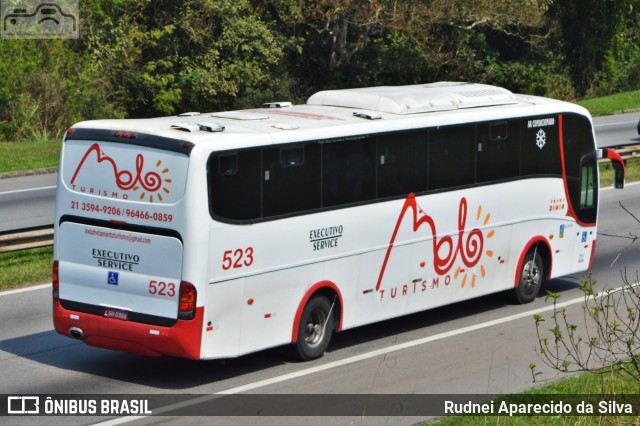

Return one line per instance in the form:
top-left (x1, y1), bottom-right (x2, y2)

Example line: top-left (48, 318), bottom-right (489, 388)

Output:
top-left (294, 295), bottom-right (334, 361)
top-left (512, 248), bottom-right (544, 304)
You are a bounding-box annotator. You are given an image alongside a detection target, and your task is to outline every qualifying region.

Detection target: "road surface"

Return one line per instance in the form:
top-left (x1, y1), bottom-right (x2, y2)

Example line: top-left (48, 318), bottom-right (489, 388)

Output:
top-left (0, 182), bottom-right (638, 425)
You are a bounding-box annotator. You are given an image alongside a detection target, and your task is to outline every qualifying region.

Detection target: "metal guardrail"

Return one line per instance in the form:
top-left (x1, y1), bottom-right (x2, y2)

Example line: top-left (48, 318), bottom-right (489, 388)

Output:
top-left (614, 144), bottom-right (640, 160)
top-left (0, 226), bottom-right (54, 253)
top-left (599, 144), bottom-right (640, 162)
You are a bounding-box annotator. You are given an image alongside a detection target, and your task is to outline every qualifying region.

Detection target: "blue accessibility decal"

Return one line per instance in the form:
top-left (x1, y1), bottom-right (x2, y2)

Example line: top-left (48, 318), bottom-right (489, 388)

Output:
top-left (107, 271), bottom-right (119, 286)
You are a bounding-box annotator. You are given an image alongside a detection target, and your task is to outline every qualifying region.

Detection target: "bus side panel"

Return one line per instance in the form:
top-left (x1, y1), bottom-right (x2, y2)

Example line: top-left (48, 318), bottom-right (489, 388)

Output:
top-left (202, 178), bottom-right (586, 358)
top-left (237, 260), bottom-right (353, 356)
top-left (204, 216), bottom-right (361, 358)
top-left (200, 279), bottom-right (244, 359)
top-left (505, 178), bottom-right (595, 282)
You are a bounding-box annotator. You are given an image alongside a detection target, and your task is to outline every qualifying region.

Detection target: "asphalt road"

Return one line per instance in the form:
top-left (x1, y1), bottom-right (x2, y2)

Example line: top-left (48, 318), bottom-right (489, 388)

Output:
top-left (0, 182), bottom-right (639, 426)
top-left (0, 112), bottom-right (638, 233)
top-left (593, 111), bottom-right (640, 147)
top-left (0, 173), bottom-right (56, 233)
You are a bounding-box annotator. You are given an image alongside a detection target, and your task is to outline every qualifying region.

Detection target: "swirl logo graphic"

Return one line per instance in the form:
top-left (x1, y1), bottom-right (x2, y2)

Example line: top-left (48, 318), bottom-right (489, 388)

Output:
top-left (70, 143), bottom-right (172, 202)
top-left (376, 193), bottom-right (494, 291)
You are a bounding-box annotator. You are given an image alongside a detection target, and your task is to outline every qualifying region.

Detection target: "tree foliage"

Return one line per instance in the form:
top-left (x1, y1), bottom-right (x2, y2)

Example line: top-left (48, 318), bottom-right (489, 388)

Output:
top-left (0, 0), bottom-right (639, 140)
top-left (547, 0), bottom-right (634, 97)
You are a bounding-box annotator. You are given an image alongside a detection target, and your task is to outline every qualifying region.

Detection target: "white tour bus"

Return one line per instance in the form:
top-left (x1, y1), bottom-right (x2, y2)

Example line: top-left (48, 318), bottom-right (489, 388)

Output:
top-left (53, 82), bottom-right (625, 360)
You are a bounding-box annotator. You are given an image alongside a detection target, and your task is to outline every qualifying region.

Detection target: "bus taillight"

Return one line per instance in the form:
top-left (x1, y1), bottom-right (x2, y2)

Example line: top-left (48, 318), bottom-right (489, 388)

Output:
top-left (52, 261), bottom-right (59, 299)
top-left (178, 281), bottom-right (197, 320)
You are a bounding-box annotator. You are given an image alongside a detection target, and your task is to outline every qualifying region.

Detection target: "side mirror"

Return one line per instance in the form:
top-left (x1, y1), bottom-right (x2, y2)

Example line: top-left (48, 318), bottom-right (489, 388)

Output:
top-left (600, 148), bottom-right (625, 189)
top-left (613, 163), bottom-right (625, 189)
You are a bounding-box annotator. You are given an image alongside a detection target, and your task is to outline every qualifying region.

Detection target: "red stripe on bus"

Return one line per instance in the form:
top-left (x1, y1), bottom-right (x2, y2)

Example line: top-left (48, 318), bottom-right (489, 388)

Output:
top-left (589, 240), bottom-right (597, 269)
top-left (53, 299), bottom-right (204, 359)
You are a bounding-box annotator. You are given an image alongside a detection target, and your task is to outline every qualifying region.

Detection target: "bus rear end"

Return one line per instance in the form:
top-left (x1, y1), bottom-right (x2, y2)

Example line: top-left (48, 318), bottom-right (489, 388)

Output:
top-left (52, 127), bottom-right (204, 359)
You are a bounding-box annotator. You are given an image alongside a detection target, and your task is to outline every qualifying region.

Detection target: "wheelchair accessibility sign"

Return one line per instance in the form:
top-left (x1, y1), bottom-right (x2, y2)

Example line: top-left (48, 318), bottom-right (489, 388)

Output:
top-left (107, 271), bottom-right (119, 286)
top-left (2, 1), bottom-right (79, 39)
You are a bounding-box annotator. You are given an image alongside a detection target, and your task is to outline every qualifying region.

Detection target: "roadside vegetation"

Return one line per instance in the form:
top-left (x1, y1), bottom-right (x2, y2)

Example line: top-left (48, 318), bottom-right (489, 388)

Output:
top-left (429, 364), bottom-right (640, 425)
top-left (0, 247), bottom-right (52, 291)
top-left (578, 90), bottom-right (640, 116)
top-left (600, 157), bottom-right (640, 187)
top-left (2, 1), bottom-right (640, 143)
top-left (0, 138), bottom-right (60, 174)
top-left (430, 274), bottom-right (640, 425)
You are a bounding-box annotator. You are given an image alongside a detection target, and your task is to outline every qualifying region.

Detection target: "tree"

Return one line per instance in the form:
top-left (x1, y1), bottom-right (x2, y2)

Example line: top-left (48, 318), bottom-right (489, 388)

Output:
top-left (254, 0), bottom-right (559, 96)
top-left (546, 0), bottom-right (632, 96)
top-left (84, 0), bottom-right (286, 116)
top-left (0, 38), bottom-right (122, 141)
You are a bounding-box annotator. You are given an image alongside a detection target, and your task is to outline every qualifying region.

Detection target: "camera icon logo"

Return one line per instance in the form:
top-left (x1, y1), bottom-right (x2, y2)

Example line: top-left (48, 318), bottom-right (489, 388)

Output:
top-left (1, 1), bottom-right (78, 39)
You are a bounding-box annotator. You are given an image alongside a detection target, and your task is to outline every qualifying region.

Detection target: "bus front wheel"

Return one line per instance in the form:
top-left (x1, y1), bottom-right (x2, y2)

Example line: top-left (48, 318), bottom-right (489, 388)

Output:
top-left (294, 295), bottom-right (334, 361)
top-left (512, 248), bottom-right (544, 304)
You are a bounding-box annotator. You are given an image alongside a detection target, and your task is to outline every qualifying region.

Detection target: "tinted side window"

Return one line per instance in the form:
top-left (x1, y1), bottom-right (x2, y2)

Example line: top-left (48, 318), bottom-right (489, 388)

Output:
top-left (562, 114), bottom-right (597, 223)
top-left (210, 150), bottom-right (261, 220)
top-left (580, 155), bottom-right (598, 214)
top-left (263, 144), bottom-right (321, 216)
top-left (377, 131), bottom-right (429, 198)
top-left (520, 116), bottom-right (562, 176)
top-left (428, 125), bottom-right (475, 190)
top-left (322, 138), bottom-right (376, 207)
top-left (477, 121), bottom-right (520, 182)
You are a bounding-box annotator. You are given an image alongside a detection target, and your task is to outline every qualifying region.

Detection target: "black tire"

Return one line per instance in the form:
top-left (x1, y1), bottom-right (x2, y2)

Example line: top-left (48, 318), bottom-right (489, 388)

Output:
top-left (294, 295), bottom-right (334, 361)
top-left (512, 248), bottom-right (545, 304)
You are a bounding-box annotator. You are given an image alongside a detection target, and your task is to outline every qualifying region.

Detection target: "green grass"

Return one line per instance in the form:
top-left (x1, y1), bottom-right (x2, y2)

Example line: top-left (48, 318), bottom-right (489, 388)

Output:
top-left (429, 365), bottom-right (640, 425)
top-left (578, 90), bottom-right (640, 116)
top-left (0, 138), bottom-right (61, 174)
top-left (600, 157), bottom-right (640, 187)
top-left (0, 246), bottom-right (53, 291)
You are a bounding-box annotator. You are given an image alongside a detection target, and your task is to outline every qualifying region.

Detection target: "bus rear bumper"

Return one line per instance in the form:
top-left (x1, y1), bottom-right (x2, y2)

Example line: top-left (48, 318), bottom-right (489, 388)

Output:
top-left (53, 299), bottom-right (204, 359)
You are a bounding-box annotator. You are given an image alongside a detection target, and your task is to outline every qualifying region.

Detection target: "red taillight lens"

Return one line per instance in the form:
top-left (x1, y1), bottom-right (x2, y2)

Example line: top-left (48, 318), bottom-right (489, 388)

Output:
top-left (52, 261), bottom-right (59, 299)
top-left (178, 281), bottom-right (197, 320)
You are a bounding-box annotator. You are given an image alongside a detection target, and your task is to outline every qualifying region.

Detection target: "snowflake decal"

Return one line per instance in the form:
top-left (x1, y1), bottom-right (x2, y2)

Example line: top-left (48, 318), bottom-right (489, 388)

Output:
top-left (535, 129), bottom-right (546, 149)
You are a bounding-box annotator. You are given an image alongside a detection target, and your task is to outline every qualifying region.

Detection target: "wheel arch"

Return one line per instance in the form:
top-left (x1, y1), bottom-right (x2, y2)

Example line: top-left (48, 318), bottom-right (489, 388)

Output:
top-left (514, 237), bottom-right (552, 288)
top-left (291, 280), bottom-right (343, 343)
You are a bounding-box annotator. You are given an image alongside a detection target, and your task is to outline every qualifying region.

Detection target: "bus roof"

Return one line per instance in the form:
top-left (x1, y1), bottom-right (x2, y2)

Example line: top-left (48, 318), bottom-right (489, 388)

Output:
top-left (69, 82), bottom-right (590, 151)
top-left (307, 82), bottom-right (518, 114)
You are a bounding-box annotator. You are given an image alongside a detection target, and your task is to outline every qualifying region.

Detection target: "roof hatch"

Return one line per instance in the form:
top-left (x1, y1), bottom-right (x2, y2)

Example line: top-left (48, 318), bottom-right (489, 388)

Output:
top-left (306, 82), bottom-right (518, 115)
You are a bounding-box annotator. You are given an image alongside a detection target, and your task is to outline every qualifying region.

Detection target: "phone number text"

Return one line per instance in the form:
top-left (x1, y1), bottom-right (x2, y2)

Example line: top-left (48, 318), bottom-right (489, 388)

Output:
top-left (70, 201), bottom-right (173, 223)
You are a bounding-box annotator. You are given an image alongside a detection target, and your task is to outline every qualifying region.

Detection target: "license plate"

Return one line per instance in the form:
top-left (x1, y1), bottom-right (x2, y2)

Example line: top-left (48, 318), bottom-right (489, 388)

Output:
top-left (103, 308), bottom-right (128, 321)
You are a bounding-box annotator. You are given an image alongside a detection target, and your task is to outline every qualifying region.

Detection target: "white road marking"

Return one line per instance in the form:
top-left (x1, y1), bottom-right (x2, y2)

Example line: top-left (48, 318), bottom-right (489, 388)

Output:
top-left (0, 283), bottom-right (50, 296)
top-left (94, 291), bottom-right (594, 424)
top-left (0, 186), bottom-right (56, 196)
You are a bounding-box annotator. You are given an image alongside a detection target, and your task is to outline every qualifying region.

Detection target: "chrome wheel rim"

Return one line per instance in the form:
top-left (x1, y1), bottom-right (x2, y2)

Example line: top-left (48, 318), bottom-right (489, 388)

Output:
top-left (521, 260), bottom-right (541, 295)
top-left (304, 307), bottom-right (326, 347)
